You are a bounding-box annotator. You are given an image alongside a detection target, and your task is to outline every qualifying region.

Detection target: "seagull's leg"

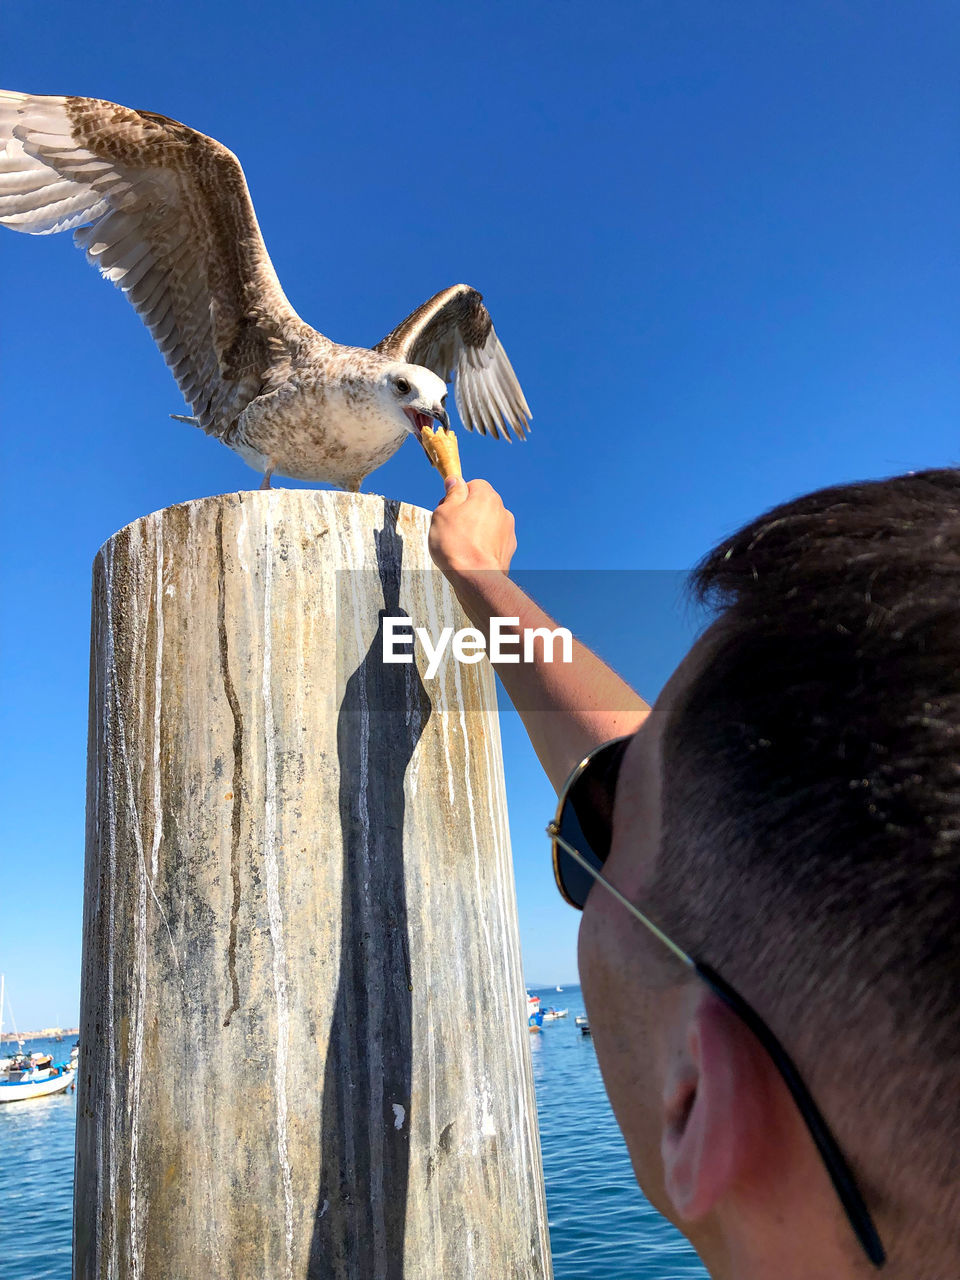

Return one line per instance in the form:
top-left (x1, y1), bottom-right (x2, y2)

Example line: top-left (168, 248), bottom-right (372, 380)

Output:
top-left (260, 464), bottom-right (274, 491)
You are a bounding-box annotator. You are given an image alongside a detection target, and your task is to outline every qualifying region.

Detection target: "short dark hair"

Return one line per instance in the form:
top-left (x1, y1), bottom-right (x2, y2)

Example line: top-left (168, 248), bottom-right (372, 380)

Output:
top-left (656, 469), bottom-right (960, 1246)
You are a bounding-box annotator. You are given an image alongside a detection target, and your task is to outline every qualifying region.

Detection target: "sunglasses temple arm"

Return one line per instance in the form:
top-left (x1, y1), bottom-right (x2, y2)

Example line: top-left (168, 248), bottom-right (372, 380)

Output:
top-left (550, 830), bottom-right (696, 971)
top-left (695, 962), bottom-right (885, 1269)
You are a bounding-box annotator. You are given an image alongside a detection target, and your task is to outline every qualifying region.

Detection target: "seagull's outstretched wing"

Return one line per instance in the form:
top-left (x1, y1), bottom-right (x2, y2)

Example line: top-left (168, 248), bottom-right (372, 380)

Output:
top-left (0, 90), bottom-right (308, 437)
top-left (375, 284), bottom-right (531, 441)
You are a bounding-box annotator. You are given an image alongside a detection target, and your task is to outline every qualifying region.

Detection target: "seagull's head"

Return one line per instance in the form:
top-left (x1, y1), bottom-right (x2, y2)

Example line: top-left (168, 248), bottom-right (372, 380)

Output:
top-left (380, 363), bottom-right (450, 436)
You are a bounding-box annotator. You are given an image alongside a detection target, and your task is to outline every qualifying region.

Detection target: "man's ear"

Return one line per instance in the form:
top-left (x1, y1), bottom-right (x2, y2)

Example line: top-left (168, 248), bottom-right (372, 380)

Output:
top-left (660, 989), bottom-right (773, 1221)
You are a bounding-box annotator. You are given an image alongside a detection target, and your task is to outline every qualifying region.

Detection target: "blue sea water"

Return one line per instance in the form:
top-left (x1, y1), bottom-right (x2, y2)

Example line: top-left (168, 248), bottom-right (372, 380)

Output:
top-left (1, 1004), bottom-right (706, 1278)
top-left (0, 1036), bottom-right (79, 1280)
top-left (529, 987), bottom-right (707, 1279)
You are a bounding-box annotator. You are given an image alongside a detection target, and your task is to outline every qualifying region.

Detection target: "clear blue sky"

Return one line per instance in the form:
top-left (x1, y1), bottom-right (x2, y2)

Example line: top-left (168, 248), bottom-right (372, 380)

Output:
top-left (1, 1), bottom-right (957, 1026)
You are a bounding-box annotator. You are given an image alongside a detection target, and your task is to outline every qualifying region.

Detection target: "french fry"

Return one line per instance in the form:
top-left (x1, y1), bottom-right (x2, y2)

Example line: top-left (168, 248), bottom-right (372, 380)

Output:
top-left (420, 424), bottom-right (462, 483)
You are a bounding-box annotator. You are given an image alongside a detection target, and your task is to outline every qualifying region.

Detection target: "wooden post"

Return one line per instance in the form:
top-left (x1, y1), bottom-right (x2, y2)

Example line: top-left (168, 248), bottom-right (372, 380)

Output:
top-left (75, 491), bottom-right (552, 1279)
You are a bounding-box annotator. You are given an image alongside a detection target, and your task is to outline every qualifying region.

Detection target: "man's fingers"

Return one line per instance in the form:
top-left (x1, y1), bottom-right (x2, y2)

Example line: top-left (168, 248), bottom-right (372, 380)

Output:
top-left (440, 474), bottom-right (468, 506)
top-left (428, 473), bottom-right (516, 575)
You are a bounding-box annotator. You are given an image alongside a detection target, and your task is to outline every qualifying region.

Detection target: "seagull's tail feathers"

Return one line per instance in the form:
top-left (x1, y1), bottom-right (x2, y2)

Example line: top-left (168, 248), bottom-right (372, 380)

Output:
top-left (170, 414), bottom-right (200, 425)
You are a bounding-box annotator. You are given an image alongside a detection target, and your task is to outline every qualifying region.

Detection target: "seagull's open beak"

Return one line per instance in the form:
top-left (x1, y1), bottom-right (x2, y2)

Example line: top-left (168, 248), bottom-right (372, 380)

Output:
top-left (404, 403), bottom-right (450, 435)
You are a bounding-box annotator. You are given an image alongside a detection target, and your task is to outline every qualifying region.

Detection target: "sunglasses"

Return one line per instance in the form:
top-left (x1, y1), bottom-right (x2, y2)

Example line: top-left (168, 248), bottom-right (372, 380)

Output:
top-left (547, 736), bottom-right (886, 1270)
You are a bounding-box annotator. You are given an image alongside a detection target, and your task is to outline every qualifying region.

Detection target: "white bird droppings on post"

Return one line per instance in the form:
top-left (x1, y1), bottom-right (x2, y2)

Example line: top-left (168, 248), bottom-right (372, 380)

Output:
top-left (261, 499), bottom-right (295, 1280)
top-left (150, 519), bottom-right (164, 884)
top-left (480, 1082), bottom-right (497, 1139)
top-left (392, 1104), bottom-right (406, 1130)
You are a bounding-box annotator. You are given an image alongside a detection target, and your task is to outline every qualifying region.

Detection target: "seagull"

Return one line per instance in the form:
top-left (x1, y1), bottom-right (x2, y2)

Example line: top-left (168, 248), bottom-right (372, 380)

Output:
top-left (0, 90), bottom-right (531, 490)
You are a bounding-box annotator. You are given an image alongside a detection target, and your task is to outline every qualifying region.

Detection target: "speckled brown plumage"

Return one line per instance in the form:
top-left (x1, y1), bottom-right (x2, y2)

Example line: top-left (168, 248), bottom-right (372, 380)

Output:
top-left (0, 90), bottom-right (532, 488)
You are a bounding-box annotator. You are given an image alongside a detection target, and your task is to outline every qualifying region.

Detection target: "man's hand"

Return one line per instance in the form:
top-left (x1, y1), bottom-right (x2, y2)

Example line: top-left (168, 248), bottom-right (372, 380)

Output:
top-left (428, 476), bottom-right (517, 577)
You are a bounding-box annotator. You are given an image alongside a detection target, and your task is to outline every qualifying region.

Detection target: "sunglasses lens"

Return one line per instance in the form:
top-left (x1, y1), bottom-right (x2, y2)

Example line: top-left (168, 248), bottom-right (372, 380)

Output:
top-left (555, 739), bottom-right (629, 909)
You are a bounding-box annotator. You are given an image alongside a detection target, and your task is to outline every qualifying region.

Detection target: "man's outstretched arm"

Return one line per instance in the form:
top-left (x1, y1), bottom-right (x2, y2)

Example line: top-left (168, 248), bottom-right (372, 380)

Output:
top-left (428, 476), bottom-right (650, 792)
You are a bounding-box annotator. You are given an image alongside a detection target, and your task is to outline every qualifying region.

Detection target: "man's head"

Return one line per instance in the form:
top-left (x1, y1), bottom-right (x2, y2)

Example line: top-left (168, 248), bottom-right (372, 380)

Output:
top-left (579, 469), bottom-right (960, 1278)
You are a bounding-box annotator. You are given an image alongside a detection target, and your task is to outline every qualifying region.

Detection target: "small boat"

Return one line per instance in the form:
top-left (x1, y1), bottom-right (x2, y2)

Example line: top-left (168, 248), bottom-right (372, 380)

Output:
top-left (540, 1007), bottom-right (569, 1022)
top-left (575, 1014), bottom-right (589, 1025)
top-left (556, 986), bottom-right (563, 993)
top-left (0, 975), bottom-right (77, 1101)
top-left (579, 1023), bottom-right (592, 1036)
top-left (526, 992), bottom-right (543, 1032)
top-left (0, 1058), bottom-right (75, 1102)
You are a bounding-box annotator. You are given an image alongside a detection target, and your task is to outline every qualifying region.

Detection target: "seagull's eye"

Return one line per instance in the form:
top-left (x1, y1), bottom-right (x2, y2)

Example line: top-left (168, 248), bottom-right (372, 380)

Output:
top-left (395, 378), bottom-right (411, 396)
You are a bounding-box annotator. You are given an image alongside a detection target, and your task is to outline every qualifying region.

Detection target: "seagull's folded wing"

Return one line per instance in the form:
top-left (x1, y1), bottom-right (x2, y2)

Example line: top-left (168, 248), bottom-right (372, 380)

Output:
top-left (0, 90), bottom-right (306, 436)
top-left (375, 283), bottom-right (531, 441)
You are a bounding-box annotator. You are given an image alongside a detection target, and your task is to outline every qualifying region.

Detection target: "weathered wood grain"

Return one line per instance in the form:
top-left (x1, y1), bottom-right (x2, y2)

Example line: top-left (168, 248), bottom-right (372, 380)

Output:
top-left (75, 490), bottom-right (552, 1280)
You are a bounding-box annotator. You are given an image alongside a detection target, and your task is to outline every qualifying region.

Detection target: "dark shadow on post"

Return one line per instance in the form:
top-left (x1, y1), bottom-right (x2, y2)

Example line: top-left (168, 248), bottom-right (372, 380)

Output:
top-left (309, 503), bottom-right (431, 1278)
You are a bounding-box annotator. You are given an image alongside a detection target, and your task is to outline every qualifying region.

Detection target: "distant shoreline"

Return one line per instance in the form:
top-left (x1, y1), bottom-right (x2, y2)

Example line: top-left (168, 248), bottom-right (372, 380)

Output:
top-left (1, 1028), bottom-right (79, 1042)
